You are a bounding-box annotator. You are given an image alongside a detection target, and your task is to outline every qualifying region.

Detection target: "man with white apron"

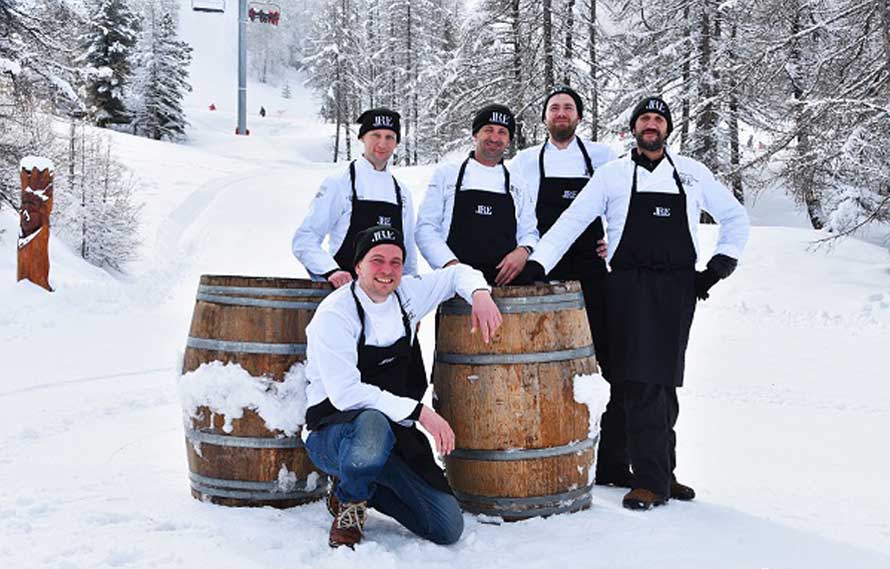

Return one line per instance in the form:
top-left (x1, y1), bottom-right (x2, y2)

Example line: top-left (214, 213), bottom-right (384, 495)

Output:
top-left (526, 96), bottom-right (750, 510)
top-left (513, 86), bottom-right (630, 487)
top-left (416, 104), bottom-right (540, 286)
top-left (293, 108), bottom-right (419, 287)
top-left (304, 226), bottom-right (501, 547)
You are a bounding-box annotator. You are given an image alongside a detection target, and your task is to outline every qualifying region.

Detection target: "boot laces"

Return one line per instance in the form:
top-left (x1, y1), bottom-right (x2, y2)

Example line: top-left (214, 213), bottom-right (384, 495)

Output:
top-left (336, 502), bottom-right (367, 532)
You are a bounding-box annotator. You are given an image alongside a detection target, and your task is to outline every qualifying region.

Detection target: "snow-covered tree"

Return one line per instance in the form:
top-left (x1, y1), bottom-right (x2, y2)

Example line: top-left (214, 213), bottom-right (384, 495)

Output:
top-left (78, 0), bottom-right (141, 127)
top-left (54, 125), bottom-right (142, 271)
top-left (130, 4), bottom-right (192, 140)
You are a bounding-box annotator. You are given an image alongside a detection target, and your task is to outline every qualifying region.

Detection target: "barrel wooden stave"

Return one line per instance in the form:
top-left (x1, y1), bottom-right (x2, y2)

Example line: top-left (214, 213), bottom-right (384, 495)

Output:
top-left (445, 448), bottom-right (594, 499)
top-left (433, 281), bottom-right (597, 519)
top-left (182, 275), bottom-right (330, 508)
top-left (434, 358), bottom-right (593, 449)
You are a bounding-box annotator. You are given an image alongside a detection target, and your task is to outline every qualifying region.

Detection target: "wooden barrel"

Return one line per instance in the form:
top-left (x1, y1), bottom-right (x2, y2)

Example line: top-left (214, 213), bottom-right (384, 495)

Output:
top-left (433, 281), bottom-right (598, 520)
top-left (182, 275), bottom-right (331, 507)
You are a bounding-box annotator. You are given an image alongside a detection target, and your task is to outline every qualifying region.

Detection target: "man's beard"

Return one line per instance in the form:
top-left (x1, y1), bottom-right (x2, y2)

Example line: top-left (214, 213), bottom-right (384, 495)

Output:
top-left (548, 122), bottom-right (577, 143)
top-left (635, 129), bottom-right (666, 152)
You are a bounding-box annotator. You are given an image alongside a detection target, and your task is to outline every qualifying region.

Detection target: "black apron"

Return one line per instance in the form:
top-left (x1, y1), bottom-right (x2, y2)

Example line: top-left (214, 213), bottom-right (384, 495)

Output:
top-left (305, 283), bottom-right (450, 493)
top-left (535, 138), bottom-right (606, 278)
top-left (536, 139), bottom-right (610, 376)
top-left (445, 152), bottom-right (517, 285)
top-left (607, 152), bottom-right (697, 387)
top-left (332, 160), bottom-right (404, 277)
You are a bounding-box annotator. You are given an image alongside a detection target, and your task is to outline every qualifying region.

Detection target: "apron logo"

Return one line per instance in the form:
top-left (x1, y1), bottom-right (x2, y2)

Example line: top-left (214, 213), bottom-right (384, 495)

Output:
top-left (377, 215), bottom-right (392, 226)
top-left (653, 206), bottom-right (671, 217)
top-left (378, 356), bottom-right (396, 366)
top-left (373, 115), bottom-right (393, 127)
top-left (475, 204), bottom-right (493, 216)
top-left (562, 190), bottom-right (578, 200)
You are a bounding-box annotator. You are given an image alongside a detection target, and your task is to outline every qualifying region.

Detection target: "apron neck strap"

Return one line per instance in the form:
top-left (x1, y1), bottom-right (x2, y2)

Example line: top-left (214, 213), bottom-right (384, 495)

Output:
top-left (349, 281), bottom-right (366, 347)
top-left (539, 137), bottom-right (594, 181)
top-left (462, 151), bottom-right (510, 194)
top-left (631, 150), bottom-right (686, 195)
top-left (350, 282), bottom-right (413, 347)
top-left (350, 159), bottom-right (404, 208)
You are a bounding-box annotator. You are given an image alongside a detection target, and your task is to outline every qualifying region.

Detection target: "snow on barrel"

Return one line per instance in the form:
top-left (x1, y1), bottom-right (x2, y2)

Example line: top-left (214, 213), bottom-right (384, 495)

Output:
top-left (433, 281), bottom-right (599, 520)
top-left (179, 275), bottom-right (331, 507)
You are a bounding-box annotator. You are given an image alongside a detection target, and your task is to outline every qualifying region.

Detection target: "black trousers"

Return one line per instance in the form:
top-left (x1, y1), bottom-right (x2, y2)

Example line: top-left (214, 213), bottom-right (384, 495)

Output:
top-left (623, 381), bottom-right (679, 496)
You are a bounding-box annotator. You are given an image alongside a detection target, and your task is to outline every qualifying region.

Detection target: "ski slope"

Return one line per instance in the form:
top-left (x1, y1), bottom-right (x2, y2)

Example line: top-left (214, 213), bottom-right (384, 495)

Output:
top-left (2, 3), bottom-right (890, 568)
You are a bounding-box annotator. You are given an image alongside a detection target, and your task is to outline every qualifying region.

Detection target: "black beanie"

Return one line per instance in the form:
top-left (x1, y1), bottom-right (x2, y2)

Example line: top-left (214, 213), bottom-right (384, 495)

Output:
top-left (541, 86), bottom-right (584, 120)
top-left (357, 108), bottom-right (401, 142)
top-left (472, 104), bottom-right (516, 139)
top-left (629, 96), bottom-right (672, 135)
top-left (353, 225), bottom-right (406, 267)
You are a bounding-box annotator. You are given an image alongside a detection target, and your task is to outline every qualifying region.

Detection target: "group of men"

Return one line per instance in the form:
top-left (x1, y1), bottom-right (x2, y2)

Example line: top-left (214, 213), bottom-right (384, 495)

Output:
top-left (292, 89), bottom-right (750, 548)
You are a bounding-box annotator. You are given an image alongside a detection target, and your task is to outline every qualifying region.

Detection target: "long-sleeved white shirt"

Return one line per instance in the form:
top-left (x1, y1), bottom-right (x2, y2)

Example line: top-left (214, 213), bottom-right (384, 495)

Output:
top-left (304, 264), bottom-right (490, 424)
top-left (530, 151), bottom-right (750, 272)
top-left (415, 157), bottom-right (540, 269)
top-left (512, 137), bottom-right (616, 201)
top-left (292, 156), bottom-right (418, 278)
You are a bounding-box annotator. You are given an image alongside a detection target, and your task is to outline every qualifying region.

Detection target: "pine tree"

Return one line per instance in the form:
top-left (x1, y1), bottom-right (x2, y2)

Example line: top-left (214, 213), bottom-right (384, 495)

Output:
top-left (78, 0), bottom-right (141, 128)
top-left (282, 82), bottom-right (292, 99)
top-left (130, 7), bottom-right (193, 140)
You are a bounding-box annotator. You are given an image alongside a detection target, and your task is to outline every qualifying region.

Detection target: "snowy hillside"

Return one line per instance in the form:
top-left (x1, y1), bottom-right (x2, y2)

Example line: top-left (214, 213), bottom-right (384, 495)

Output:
top-left (2, 3), bottom-right (890, 568)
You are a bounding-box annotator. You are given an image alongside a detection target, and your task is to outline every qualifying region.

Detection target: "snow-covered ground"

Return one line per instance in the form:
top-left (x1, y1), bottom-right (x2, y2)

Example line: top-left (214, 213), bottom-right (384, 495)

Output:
top-left (2, 4), bottom-right (890, 568)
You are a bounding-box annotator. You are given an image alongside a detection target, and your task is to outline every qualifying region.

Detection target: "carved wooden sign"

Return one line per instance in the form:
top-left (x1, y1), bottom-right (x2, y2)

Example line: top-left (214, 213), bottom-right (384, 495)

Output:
top-left (17, 156), bottom-right (54, 291)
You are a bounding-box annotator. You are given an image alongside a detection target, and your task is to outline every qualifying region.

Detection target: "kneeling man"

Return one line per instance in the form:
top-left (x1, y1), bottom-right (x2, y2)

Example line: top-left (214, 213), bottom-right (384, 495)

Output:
top-left (304, 225), bottom-right (501, 548)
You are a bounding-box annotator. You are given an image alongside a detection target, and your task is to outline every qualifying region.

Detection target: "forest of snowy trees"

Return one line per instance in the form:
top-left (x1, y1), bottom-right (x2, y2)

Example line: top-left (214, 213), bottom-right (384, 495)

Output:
top-left (1, 0), bottom-right (192, 269)
top-left (297, 0), bottom-right (890, 236)
top-left (2, 0), bottom-right (888, 268)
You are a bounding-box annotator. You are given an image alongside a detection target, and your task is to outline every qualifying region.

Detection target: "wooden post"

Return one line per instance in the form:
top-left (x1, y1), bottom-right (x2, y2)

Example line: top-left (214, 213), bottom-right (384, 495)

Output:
top-left (17, 156), bottom-right (54, 292)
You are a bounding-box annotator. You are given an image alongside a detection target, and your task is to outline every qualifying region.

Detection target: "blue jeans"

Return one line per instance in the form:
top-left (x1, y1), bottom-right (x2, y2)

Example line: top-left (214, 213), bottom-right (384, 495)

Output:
top-left (305, 409), bottom-right (464, 545)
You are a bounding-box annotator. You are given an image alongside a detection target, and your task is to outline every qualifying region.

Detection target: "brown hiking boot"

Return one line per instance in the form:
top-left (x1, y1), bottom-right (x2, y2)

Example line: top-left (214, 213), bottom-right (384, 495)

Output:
top-left (622, 488), bottom-right (667, 511)
top-left (328, 501), bottom-right (367, 549)
top-left (670, 481), bottom-right (696, 501)
top-left (326, 477), bottom-right (339, 517)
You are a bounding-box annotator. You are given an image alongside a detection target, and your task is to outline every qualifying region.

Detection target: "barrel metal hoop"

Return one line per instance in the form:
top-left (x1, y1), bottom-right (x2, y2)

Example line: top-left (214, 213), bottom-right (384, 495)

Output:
top-left (196, 292), bottom-right (322, 310)
top-left (454, 485), bottom-right (593, 518)
top-left (186, 336), bottom-right (307, 356)
top-left (435, 345), bottom-right (594, 366)
top-left (199, 284), bottom-right (330, 298)
top-left (449, 436), bottom-right (597, 462)
top-left (188, 472), bottom-right (328, 501)
top-left (440, 292), bottom-right (584, 315)
top-left (185, 428), bottom-right (304, 449)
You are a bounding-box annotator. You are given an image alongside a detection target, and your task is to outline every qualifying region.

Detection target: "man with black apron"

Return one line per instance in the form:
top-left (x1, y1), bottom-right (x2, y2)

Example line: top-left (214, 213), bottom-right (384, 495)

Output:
top-left (304, 226), bottom-right (501, 548)
top-left (513, 86), bottom-right (630, 487)
top-left (416, 104), bottom-right (540, 286)
top-left (293, 108), bottom-right (419, 287)
top-left (527, 96), bottom-right (750, 510)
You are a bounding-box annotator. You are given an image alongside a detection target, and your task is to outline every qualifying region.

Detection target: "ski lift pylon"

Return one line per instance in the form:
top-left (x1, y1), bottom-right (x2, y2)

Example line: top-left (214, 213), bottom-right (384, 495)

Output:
top-left (192, 0), bottom-right (225, 13)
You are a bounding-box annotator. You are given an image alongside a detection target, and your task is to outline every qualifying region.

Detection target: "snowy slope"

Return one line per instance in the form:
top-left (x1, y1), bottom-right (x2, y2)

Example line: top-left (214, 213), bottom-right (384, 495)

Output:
top-left (2, 3), bottom-right (890, 568)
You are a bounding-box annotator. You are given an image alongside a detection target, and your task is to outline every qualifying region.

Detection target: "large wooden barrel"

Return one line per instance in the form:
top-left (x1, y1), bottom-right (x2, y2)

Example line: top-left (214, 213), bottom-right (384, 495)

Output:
top-left (182, 275), bottom-right (331, 507)
top-left (433, 281), bottom-right (598, 520)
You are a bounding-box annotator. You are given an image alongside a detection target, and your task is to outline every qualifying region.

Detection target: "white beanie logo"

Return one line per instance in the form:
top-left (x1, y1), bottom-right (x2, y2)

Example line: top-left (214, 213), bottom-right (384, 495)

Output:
top-left (490, 112), bottom-right (511, 126)
top-left (646, 99), bottom-right (666, 113)
top-left (372, 229), bottom-right (396, 243)
top-left (373, 115), bottom-right (393, 127)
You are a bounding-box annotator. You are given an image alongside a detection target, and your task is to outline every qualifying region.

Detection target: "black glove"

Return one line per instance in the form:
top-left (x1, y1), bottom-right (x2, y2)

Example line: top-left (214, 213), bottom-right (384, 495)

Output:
top-left (695, 254), bottom-right (738, 300)
top-left (694, 269), bottom-right (720, 300)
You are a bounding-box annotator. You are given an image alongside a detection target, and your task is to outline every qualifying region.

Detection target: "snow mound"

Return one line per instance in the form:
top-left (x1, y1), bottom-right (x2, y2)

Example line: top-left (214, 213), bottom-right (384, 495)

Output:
top-left (573, 373), bottom-right (610, 440)
top-left (178, 361), bottom-right (308, 435)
